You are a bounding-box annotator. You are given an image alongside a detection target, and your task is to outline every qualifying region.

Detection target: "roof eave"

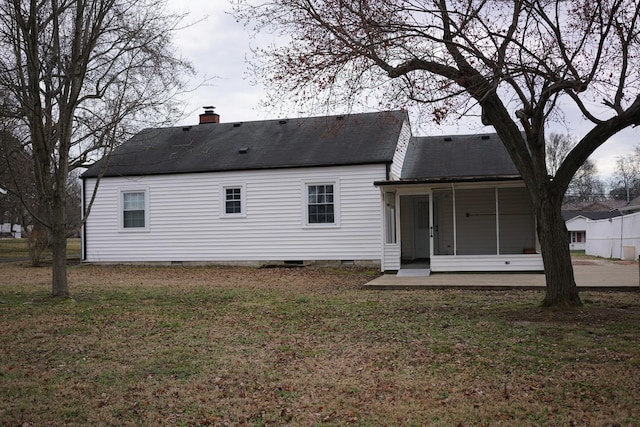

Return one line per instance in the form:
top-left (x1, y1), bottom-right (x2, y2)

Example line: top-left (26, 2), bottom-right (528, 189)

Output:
top-left (83, 160), bottom-right (394, 179)
top-left (374, 175), bottom-right (523, 186)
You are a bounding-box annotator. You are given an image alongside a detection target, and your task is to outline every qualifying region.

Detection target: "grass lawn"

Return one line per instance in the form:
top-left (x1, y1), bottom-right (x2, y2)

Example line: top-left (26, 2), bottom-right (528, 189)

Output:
top-left (1, 263), bottom-right (639, 426)
top-left (0, 237), bottom-right (81, 259)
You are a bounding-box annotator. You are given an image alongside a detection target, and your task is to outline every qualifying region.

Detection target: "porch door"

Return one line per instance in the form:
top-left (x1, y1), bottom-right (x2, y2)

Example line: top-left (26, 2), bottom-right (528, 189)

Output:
top-left (413, 198), bottom-right (430, 259)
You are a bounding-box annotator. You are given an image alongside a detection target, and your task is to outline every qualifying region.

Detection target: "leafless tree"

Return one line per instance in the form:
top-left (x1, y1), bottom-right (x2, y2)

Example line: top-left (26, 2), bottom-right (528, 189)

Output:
top-left (565, 159), bottom-right (606, 202)
top-left (546, 133), bottom-right (574, 177)
top-left (234, 0), bottom-right (640, 307)
top-left (546, 134), bottom-right (605, 202)
top-left (0, 124), bottom-right (47, 265)
top-left (609, 153), bottom-right (640, 202)
top-left (0, 0), bottom-right (193, 297)
top-left (0, 125), bottom-right (32, 232)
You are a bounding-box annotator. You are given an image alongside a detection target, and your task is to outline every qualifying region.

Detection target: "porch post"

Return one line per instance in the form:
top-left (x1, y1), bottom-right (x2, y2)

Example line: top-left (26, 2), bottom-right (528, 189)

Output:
top-left (495, 187), bottom-right (500, 255)
top-left (452, 183), bottom-right (457, 256)
top-left (429, 190), bottom-right (434, 258)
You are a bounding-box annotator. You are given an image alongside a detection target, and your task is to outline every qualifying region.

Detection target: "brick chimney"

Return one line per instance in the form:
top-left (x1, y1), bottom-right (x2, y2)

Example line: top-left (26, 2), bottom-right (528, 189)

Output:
top-left (199, 106), bottom-right (220, 124)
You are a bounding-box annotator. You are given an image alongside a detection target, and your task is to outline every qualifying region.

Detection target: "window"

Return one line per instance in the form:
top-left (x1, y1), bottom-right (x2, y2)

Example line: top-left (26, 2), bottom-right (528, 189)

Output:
top-left (307, 184), bottom-right (335, 224)
top-left (220, 184), bottom-right (246, 217)
top-left (571, 231), bottom-right (584, 243)
top-left (385, 191), bottom-right (397, 244)
top-left (225, 187), bottom-right (242, 214)
top-left (122, 191), bottom-right (147, 229)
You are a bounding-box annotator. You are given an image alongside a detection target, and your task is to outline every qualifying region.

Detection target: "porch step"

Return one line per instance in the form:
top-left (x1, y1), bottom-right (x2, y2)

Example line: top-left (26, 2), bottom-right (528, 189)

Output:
top-left (397, 268), bottom-right (431, 277)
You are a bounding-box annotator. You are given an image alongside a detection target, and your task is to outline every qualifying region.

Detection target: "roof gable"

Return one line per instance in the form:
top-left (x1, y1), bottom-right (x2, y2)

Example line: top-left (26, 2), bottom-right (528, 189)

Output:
top-left (83, 110), bottom-right (407, 178)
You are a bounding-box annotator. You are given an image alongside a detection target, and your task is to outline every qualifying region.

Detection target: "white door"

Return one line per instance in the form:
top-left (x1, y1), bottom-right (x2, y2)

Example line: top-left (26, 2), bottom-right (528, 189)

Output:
top-left (413, 198), bottom-right (430, 259)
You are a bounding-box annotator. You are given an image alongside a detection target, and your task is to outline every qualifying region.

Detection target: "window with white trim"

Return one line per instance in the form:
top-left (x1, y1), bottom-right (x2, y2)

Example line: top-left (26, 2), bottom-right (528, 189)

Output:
top-left (385, 191), bottom-right (397, 244)
top-left (570, 231), bottom-right (585, 243)
top-left (221, 184), bottom-right (246, 217)
top-left (122, 190), bottom-right (147, 229)
top-left (307, 183), bottom-right (335, 224)
top-left (225, 187), bottom-right (242, 214)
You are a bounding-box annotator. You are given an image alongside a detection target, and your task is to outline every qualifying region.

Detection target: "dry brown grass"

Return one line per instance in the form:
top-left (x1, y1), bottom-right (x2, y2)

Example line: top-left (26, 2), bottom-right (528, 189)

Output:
top-left (1, 262), bottom-right (639, 426)
top-left (0, 237), bottom-right (81, 259)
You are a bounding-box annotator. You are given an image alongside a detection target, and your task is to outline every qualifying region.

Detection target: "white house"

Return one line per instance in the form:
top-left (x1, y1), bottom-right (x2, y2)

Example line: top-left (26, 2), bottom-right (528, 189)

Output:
top-left (565, 215), bottom-right (588, 251)
top-left (0, 222), bottom-right (21, 238)
top-left (81, 110), bottom-right (543, 273)
top-left (562, 210), bottom-right (622, 252)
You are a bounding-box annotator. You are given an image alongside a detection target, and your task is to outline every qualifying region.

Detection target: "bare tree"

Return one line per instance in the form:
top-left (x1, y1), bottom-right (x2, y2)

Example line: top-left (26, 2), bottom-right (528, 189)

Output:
top-left (234, 0), bottom-right (640, 307)
top-left (609, 153), bottom-right (640, 202)
top-left (0, 125), bottom-right (47, 265)
top-left (0, 0), bottom-right (192, 297)
top-left (546, 134), bottom-right (605, 202)
top-left (546, 133), bottom-right (574, 177)
top-left (0, 125), bottom-right (32, 233)
top-left (565, 159), bottom-right (606, 202)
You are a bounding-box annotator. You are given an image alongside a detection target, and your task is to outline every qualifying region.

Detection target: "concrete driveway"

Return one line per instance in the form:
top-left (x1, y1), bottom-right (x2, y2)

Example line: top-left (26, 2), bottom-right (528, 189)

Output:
top-left (364, 260), bottom-right (640, 291)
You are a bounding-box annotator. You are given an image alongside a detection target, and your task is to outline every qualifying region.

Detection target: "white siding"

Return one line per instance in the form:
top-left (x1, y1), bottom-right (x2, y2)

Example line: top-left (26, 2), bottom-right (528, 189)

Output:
top-left (383, 244), bottom-right (401, 271)
top-left (83, 164), bottom-right (386, 264)
top-left (432, 255), bottom-right (543, 272)
top-left (566, 216), bottom-right (587, 232)
top-left (389, 120), bottom-right (411, 180)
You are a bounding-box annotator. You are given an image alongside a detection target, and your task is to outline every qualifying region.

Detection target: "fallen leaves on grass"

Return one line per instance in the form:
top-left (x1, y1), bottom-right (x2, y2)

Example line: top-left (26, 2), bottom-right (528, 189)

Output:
top-left (1, 264), bottom-right (639, 426)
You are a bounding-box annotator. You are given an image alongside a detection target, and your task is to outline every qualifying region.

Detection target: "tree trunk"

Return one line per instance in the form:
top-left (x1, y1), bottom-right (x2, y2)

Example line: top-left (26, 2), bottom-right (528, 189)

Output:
top-left (50, 195), bottom-right (69, 298)
top-left (536, 190), bottom-right (582, 307)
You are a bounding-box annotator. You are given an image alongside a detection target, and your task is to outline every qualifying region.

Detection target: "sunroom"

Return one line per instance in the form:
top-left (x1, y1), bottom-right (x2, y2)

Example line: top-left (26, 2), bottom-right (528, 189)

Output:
top-left (376, 134), bottom-right (543, 274)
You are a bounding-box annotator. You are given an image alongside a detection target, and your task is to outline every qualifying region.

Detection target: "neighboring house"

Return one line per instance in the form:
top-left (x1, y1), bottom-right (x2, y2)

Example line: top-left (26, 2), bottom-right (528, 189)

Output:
top-left (562, 200), bottom-right (627, 212)
top-left (619, 195), bottom-right (640, 214)
top-left (562, 206), bottom-right (623, 251)
top-left (82, 109), bottom-right (543, 273)
top-left (0, 223), bottom-right (21, 238)
top-left (562, 212), bottom-right (622, 251)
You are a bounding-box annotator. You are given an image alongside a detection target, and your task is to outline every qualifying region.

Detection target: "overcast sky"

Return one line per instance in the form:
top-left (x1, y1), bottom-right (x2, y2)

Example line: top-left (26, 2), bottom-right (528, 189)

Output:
top-left (169, 0), bottom-right (638, 180)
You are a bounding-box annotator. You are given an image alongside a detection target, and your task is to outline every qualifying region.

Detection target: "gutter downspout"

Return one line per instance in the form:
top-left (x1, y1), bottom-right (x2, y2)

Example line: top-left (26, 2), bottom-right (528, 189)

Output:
top-left (81, 177), bottom-right (86, 261)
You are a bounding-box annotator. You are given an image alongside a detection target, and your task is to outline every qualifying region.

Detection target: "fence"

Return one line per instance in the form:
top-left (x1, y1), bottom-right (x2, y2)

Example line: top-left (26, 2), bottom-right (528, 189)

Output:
top-left (585, 211), bottom-right (640, 260)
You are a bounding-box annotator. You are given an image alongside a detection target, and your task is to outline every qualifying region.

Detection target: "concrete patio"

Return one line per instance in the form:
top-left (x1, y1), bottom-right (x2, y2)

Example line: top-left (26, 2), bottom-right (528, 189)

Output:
top-left (364, 260), bottom-right (640, 291)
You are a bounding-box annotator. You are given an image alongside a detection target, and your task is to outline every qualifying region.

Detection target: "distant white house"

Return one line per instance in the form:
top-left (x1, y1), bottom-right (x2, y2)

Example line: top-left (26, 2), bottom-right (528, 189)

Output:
top-left (562, 209), bottom-right (622, 252)
top-left (0, 223), bottom-right (21, 238)
top-left (565, 216), bottom-right (587, 251)
top-left (82, 110), bottom-right (543, 273)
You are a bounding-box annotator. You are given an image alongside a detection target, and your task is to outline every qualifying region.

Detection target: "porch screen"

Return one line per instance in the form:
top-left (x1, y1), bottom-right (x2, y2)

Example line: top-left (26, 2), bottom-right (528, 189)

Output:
top-left (455, 188), bottom-right (497, 255)
top-left (433, 190), bottom-right (454, 255)
top-left (498, 187), bottom-right (536, 254)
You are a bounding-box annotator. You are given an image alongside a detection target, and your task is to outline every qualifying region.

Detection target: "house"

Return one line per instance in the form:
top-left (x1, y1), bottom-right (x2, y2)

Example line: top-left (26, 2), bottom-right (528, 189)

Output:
top-left (81, 109), bottom-right (543, 273)
top-left (562, 204), bottom-right (623, 251)
top-left (563, 213), bottom-right (621, 251)
top-left (619, 195), bottom-right (640, 214)
top-left (0, 222), bottom-right (21, 238)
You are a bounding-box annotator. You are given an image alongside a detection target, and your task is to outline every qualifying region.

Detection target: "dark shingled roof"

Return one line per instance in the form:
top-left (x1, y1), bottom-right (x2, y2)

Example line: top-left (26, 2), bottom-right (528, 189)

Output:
top-left (562, 211), bottom-right (622, 221)
top-left (82, 110), bottom-right (407, 178)
top-left (401, 133), bottom-right (520, 181)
